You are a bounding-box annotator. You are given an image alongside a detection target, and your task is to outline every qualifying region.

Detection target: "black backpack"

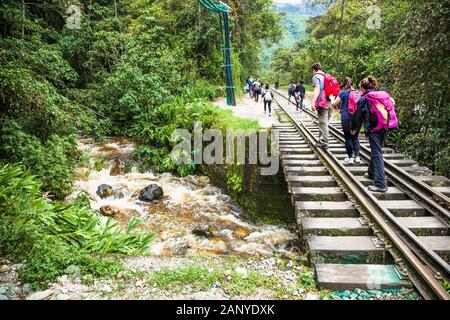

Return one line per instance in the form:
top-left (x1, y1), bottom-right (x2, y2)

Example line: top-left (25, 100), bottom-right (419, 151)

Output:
top-left (289, 84), bottom-right (296, 94)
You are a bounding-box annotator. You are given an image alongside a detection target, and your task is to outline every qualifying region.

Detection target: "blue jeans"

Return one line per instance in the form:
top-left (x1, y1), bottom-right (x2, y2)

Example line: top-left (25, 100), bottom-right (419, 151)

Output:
top-left (368, 130), bottom-right (388, 189)
top-left (342, 119), bottom-right (360, 158)
top-left (296, 95), bottom-right (304, 110)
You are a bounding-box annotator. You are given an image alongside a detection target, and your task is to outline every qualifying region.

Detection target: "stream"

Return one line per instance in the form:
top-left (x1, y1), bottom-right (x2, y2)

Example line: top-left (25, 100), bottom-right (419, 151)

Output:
top-left (69, 137), bottom-right (298, 259)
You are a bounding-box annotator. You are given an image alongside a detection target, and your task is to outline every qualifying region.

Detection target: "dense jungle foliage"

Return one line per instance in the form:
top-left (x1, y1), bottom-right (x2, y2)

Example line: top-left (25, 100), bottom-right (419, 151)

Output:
top-left (269, 0), bottom-right (449, 176)
top-left (0, 0), bottom-right (280, 287)
top-left (0, 0), bottom-right (280, 198)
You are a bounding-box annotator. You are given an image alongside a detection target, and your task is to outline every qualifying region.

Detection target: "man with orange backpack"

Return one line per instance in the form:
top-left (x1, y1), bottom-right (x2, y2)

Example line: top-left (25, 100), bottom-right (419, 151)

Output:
top-left (351, 76), bottom-right (398, 193)
top-left (311, 63), bottom-right (340, 148)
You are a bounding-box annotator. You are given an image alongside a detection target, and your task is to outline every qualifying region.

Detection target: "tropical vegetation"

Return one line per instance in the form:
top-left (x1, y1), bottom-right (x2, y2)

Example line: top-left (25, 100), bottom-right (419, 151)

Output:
top-left (267, 0), bottom-right (449, 176)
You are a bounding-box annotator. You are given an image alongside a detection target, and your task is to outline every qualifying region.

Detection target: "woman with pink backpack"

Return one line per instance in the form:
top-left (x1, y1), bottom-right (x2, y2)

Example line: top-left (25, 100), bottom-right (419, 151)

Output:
top-left (331, 77), bottom-right (361, 165)
top-left (351, 76), bottom-right (398, 193)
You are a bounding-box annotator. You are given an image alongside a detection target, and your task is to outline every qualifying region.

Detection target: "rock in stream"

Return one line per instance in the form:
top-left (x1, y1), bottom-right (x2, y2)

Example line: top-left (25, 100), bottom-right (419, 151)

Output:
top-left (138, 184), bottom-right (164, 202)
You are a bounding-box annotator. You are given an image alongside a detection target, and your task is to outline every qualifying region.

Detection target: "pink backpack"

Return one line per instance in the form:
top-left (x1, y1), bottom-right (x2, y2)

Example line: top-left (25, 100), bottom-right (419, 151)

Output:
top-left (318, 71), bottom-right (341, 97)
top-left (348, 90), bottom-right (361, 115)
top-left (365, 91), bottom-right (398, 132)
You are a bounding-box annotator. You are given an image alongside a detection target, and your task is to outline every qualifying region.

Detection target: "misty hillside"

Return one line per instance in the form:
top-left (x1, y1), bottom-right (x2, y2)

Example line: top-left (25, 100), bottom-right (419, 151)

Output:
top-left (262, 3), bottom-right (324, 68)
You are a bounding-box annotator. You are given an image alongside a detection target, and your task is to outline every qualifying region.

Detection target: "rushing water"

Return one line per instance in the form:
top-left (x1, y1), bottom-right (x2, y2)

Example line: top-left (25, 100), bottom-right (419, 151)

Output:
top-left (69, 137), bottom-right (297, 258)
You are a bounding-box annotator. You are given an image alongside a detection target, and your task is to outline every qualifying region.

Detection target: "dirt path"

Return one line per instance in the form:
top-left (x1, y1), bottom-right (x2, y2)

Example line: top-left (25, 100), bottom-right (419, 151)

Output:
top-left (213, 94), bottom-right (278, 128)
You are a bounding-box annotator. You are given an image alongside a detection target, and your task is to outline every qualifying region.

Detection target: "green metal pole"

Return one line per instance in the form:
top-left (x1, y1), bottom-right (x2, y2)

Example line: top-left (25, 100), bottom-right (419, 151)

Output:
top-left (197, 0), bottom-right (236, 106)
top-left (223, 13), bottom-right (236, 106)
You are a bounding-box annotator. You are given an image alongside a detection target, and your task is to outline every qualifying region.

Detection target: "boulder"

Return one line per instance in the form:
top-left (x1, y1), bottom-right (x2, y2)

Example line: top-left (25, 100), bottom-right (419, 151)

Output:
top-left (109, 159), bottom-right (122, 176)
top-left (192, 225), bottom-right (215, 238)
top-left (113, 188), bottom-right (125, 199)
top-left (99, 205), bottom-right (120, 217)
top-left (0, 265), bottom-right (10, 273)
top-left (138, 184), bottom-right (164, 202)
top-left (96, 184), bottom-right (112, 198)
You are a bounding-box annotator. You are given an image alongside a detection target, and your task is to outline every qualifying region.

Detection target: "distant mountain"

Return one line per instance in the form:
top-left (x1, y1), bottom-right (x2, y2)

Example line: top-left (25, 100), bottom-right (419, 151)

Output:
top-left (274, 3), bottom-right (324, 16)
top-left (261, 2), bottom-right (324, 69)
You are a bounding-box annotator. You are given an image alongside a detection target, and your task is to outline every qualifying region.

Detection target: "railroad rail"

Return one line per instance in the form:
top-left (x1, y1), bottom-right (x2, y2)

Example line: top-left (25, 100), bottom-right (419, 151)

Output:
top-left (270, 90), bottom-right (450, 300)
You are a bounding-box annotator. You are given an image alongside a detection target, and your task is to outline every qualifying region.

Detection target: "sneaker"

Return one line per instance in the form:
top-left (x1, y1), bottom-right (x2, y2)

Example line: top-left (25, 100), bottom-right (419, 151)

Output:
top-left (354, 156), bottom-right (361, 163)
top-left (315, 142), bottom-right (323, 148)
top-left (343, 157), bottom-right (354, 165)
top-left (269, 114), bottom-right (272, 117)
top-left (368, 185), bottom-right (388, 193)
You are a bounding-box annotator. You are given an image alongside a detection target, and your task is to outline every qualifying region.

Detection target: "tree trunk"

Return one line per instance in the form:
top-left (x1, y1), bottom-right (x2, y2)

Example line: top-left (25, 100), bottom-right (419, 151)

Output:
top-left (22, 0), bottom-right (25, 38)
top-left (335, 0), bottom-right (346, 72)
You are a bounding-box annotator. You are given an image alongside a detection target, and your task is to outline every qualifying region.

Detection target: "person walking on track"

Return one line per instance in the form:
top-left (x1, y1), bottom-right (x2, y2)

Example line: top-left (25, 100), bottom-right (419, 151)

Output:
top-left (331, 77), bottom-right (361, 165)
top-left (247, 76), bottom-right (254, 98)
top-left (252, 79), bottom-right (261, 103)
top-left (295, 80), bottom-right (306, 111)
top-left (262, 84), bottom-right (273, 117)
top-left (311, 63), bottom-right (332, 149)
top-left (351, 76), bottom-right (398, 193)
top-left (288, 80), bottom-right (296, 103)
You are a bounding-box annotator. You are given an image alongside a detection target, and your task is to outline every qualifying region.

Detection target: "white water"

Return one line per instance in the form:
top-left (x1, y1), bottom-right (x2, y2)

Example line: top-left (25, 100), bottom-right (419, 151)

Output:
top-left (69, 137), bottom-right (297, 257)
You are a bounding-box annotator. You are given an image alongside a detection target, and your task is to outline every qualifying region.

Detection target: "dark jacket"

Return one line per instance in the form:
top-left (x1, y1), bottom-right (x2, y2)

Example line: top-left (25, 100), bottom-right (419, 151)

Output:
top-left (351, 90), bottom-right (379, 135)
top-left (296, 84), bottom-right (306, 96)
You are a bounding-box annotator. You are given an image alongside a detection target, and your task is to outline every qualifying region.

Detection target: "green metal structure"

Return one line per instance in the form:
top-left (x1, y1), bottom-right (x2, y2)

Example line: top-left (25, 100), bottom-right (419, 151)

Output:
top-left (198, 0), bottom-right (236, 106)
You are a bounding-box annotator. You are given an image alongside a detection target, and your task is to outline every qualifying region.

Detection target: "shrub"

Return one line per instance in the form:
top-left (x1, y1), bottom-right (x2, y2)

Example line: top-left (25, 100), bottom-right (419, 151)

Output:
top-left (18, 238), bottom-right (123, 289)
top-left (0, 118), bottom-right (79, 198)
top-left (0, 163), bottom-right (156, 287)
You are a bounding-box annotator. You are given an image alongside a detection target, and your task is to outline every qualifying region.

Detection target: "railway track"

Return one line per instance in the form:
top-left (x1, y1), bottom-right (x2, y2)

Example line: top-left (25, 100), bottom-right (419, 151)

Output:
top-left (270, 90), bottom-right (450, 300)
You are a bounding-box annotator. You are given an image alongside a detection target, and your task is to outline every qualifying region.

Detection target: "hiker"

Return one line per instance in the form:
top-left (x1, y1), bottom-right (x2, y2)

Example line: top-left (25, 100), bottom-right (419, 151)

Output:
top-left (331, 77), bottom-right (361, 164)
top-left (252, 79), bottom-right (261, 103)
top-left (311, 63), bottom-right (333, 148)
top-left (288, 81), bottom-right (296, 102)
top-left (295, 80), bottom-right (306, 111)
top-left (245, 77), bottom-right (250, 96)
top-left (351, 76), bottom-right (398, 193)
top-left (262, 84), bottom-right (273, 117)
top-left (247, 76), bottom-right (254, 98)
top-left (261, 82), bottom-right (267, 99)
top-left (275, 80), bottom-right (280, 89)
